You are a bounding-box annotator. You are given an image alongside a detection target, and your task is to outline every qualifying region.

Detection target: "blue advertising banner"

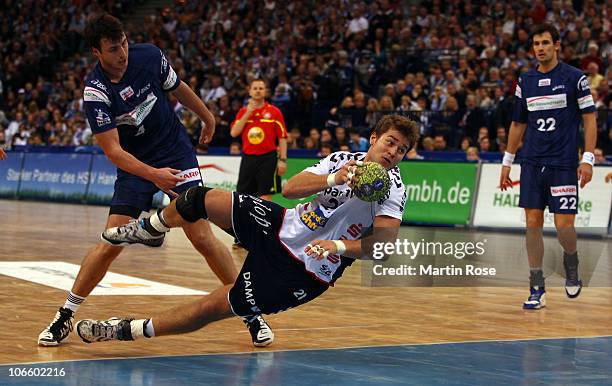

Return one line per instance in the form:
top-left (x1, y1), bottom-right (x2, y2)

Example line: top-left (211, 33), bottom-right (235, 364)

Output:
top-left (18, 153), bottom-right (91, 202)
top-left (0, 152), bottom-right (24, 198)
top-left (85, 154), bottom-right (117, 205)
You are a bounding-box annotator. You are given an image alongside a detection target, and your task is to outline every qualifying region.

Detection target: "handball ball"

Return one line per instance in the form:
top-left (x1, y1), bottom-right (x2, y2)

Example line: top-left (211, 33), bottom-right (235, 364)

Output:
top-left (353, 162), bottom-right (391, 202)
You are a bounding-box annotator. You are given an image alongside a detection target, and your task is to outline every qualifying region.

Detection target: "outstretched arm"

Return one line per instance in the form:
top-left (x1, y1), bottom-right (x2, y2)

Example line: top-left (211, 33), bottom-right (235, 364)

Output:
top-left (305, 215), bottom-right (401, 260)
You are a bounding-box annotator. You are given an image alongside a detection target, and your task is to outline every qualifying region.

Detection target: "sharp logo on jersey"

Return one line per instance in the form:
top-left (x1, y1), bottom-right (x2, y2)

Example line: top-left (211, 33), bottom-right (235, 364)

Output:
top-left (552, 85), bottom-right (565, 91)
top-left (538, 79), bottom-right (551, 87)
top-left (115, 92), bottom-right (157, 126)
top-left (136, 83), bottom-right (151, 98)
top-left (90, 79), bottom-right (107, 92)
top-left (119, 86), bottom-right (134, 100)
top-left (94, 109), bottom-right (111, 127)
top-left (550, 185), bottom-right (577, 197)
top-left (578, 75), bottom-right (590, 91)
top-left (175, 168), bottom-right (202, 186)
top-left (526, 93), bottom-right (567, 111)
top-left (300, 207), bottom-right (329, 231)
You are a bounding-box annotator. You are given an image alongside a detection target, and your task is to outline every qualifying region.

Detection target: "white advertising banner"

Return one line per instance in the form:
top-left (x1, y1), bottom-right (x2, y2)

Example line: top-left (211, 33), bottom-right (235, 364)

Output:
top-left (473, 164), bottom-right (612, 234)
top-left (196, 155), bottom-right (241, 191)
top-left (162, 155), bottom-right (241, 206)
top-left (0, 262), bottom-right (208, 295)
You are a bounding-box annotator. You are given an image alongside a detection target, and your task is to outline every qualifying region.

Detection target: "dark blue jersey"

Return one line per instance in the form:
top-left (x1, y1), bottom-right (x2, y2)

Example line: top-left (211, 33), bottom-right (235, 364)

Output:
top-left (83, 44), bottom-right (193, 166)
top-left (512, 61), bottom-right (596, 169)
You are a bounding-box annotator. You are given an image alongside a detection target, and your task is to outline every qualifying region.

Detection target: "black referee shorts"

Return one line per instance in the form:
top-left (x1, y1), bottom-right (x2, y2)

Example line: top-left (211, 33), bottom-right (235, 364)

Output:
top-left (236, 152), bottom-right (281, 196)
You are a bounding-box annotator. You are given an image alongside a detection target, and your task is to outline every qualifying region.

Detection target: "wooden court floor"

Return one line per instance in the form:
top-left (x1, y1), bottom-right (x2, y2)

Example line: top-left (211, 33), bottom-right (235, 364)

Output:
top-left (1, 200), bottom-right (611, 365)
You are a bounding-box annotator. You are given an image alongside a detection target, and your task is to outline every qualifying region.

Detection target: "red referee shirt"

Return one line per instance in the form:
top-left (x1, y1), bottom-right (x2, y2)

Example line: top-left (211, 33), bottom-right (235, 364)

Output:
top-left (232, 102), bottom-right (287, 155)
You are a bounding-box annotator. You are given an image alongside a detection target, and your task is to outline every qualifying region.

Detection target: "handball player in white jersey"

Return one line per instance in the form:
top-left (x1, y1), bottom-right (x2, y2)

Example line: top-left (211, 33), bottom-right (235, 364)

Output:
top-left (75, 115), bottom-right (418, 344)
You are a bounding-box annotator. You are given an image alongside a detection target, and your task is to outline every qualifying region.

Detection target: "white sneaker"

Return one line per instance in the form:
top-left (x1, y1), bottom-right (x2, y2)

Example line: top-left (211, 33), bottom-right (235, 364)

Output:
top-left (102, 219), bottom-right (165, 247)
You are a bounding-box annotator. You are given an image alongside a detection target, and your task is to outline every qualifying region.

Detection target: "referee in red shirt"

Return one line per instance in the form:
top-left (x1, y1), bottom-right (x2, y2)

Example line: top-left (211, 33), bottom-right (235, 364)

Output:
top-left (230, 79), bottom-right (288, 201)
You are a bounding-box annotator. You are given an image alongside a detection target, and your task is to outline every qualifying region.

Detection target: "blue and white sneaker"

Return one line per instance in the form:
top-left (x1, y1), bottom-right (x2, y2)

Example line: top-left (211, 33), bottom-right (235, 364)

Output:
top-left (523, 286), bottom-right (546, 309)
top-left (564, 261), bottom-right (582, 298)
top-left (101, 219), bottom-right (164, 247)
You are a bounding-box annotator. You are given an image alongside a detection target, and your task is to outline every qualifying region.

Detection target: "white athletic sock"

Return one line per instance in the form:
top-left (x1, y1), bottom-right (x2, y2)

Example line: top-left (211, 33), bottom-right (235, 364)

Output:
top-left (144, 319), bottom-right (155, 337)
top-left (150, 212), bottom-right (170, 233)
top-left (130, 319), bottom-right (152, 339)
top-left (63, 291), bottom-right (85, 312)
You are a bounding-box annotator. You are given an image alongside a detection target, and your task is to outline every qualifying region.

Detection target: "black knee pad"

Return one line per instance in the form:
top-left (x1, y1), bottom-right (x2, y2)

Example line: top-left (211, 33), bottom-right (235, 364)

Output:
top-left (176, 186), bottom-right (212, 222)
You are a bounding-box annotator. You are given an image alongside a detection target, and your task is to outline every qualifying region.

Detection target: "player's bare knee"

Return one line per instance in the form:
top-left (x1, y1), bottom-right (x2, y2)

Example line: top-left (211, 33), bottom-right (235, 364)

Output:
top-left (176, 186), bottom-right (212, 222)
top-left (554, 214), bottom-right (575, 229)
top-left (188, 230), bottom-right (217, 252)
top-left (525, 211), bottom-right (544, 228)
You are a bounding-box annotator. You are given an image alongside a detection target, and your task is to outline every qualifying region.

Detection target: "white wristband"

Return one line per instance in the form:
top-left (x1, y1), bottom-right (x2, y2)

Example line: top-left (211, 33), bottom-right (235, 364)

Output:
top-left (502, 152), bottom-right (515, 167)
top-left (333, 240), bottom-right (347, 255)
top-left (327, 173), bottom-right (338, 187)
top-left (581, 152), bottom-right (594, 166)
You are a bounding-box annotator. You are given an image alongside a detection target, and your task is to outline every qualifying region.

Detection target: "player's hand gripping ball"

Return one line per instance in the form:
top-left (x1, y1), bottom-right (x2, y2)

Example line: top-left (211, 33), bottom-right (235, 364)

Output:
top-left (352, 161), bottom-right (390, 202)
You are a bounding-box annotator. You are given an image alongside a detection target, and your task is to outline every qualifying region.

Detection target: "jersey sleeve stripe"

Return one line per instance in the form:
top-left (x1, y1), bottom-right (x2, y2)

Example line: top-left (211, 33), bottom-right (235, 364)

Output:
top-left (83, 87), bottom-right (111, 106)
top-left (163, 66), bottom-right (178, 90)
top-left (515, 84), bottom-right (522, 98)
top-left (577, 94), bottom-right (595, 109)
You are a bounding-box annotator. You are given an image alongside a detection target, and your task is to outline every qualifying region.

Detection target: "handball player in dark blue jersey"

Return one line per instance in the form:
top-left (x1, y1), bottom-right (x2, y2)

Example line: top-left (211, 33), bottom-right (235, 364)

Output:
top-left (499, 24), bottom-right (597, 309)
top-left (38, 13), bottom-right (273, 347)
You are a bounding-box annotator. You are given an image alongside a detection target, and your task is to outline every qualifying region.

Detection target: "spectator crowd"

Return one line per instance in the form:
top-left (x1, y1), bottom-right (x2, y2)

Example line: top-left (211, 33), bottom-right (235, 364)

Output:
top-left (0, 0), bottom-right (611, 162)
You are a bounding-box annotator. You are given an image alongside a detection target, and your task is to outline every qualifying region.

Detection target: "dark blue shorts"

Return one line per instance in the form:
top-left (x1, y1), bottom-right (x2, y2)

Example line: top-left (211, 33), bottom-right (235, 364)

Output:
top-left (519, 163), bottom-right (578, 214)
top-left (228, 193), bottom-right (329, 317)
top-left (110, 153), bottom-right (202, 218)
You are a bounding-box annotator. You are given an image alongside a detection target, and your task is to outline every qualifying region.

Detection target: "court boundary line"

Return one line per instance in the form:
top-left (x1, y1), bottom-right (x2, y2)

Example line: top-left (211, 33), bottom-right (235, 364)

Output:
top-left (3, 333), bottom-right (612, 366)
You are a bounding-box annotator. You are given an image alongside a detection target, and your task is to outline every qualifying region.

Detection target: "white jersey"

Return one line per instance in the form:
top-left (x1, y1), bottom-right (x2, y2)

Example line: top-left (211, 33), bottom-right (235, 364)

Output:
top-left (279, 151), bottom-right (407, 283)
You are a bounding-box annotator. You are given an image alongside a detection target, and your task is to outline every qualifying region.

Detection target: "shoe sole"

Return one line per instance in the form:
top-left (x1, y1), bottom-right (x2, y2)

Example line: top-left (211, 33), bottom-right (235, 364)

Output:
top-left (38, 339), bottom-right (60, 347)
top-left (75, 320), bottom-right (95, 344)
top-left (523, 304), bottom-right (546, 310)
top-left (523, 293), bottom-right (546, 309)
top-left (100, 233), bottom-right (163, 248)
top-left (253, 338), bottom-right (274, 347)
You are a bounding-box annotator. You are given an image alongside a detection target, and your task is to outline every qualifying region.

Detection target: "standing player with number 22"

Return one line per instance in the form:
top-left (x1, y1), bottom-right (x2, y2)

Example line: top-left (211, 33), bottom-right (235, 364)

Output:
top-left (499, 24), bottom-right (597, 309)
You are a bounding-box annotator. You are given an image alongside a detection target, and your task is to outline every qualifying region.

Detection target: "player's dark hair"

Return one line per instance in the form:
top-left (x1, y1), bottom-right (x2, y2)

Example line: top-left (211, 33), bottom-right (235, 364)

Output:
top-left (84, 13), bottom-right (125, 51)
top-left (373, 114), bottom-right (420, 150)
top-left (530, 23), bottom-right (560, 44)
